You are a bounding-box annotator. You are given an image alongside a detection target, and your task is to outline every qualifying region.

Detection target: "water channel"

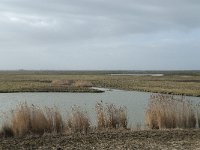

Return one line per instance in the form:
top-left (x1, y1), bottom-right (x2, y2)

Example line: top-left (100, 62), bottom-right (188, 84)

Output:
top-left (0, 88), bottom-right (200, 127)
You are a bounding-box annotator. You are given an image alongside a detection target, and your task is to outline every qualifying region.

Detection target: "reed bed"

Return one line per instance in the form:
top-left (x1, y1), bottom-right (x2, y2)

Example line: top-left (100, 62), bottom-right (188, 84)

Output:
top-left (66, 105), bottom-right (90, 134)
top-left (95, 102), bottom-right (128, 129)
top-left (0, 104), bottom-right (91, 137)
top-left (1, 93), bottom-right (199, 138)
top-left (0, 103), bottom-right (91, 137)
top-left (145, 94), bottom-right (196, 129)
top-left (10, 103), bottom-right (64, 136)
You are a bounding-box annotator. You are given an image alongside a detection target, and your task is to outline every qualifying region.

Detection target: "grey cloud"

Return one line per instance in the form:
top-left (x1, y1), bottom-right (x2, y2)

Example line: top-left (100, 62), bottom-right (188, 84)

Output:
top-left (0, 0), bottom-right (200, 70)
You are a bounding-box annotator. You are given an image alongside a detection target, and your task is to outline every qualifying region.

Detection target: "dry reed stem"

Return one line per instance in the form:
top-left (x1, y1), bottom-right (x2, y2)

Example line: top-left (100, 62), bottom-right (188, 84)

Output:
top-left (10, 103), bottom-right (64, 136)
top-left (66, 105), bottom-right (90, 134)
top-left (145, 94), bottom-right (196, 129)
top-left (95, 102), bottom-right (128, 129)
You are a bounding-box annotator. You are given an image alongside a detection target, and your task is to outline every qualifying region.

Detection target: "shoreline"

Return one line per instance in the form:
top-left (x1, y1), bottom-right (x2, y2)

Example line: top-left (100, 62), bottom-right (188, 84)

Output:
top-left (0, 86), bottom-right (199, 97)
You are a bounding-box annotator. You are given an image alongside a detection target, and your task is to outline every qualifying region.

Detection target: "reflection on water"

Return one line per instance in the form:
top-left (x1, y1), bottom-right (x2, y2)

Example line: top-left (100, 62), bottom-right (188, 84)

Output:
top-left (0, 89), bottom-right (200, 127)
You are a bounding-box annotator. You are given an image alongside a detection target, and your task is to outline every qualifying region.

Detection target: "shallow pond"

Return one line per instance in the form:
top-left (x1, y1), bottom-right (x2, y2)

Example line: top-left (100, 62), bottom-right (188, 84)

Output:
top-left (0, 88), bottom-right (200, 127)
top-left (110, 73), bottom-right (164, 76)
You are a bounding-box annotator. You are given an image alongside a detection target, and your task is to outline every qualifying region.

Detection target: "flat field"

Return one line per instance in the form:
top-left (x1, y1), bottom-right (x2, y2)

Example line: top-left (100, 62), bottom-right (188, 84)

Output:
top-left (0, 70), bottom-right (200, 96)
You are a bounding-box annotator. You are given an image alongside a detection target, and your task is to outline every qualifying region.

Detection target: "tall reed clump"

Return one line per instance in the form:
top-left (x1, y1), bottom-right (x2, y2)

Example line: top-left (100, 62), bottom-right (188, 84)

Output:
top-left (66, 105), bottom-right (90, 134)
top-left (145, 94), bottom-right (196, 129)
top-left (95, 102), bottom-right (128, 129)
top-left (10, 103), bottom-right (64, 136)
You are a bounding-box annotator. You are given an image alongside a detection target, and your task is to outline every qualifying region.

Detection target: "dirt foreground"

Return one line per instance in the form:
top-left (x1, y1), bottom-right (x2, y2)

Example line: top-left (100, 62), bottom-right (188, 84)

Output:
top-left (1, 129), bottom-right (200, 150)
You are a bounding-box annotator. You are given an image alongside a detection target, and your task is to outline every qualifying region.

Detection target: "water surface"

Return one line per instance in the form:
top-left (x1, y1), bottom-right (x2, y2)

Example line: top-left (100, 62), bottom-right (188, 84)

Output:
top-left (0, 89), bottom-right (200, 127)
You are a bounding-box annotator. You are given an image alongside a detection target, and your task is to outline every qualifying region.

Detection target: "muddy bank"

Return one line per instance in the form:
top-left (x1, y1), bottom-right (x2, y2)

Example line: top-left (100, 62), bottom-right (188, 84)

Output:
top-left (1, 129), bottom-right (200, 150)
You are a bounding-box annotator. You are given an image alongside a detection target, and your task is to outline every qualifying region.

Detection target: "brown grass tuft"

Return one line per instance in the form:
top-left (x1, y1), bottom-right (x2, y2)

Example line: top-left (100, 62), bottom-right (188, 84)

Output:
top-left (73, 80), bottom-right (92, 87)
top-left (51, 79), bottom-right (92, 87)
top-left (95, 102), bottom-right (128, 129)
top-left (11, 103), bottom-right (64, 136)
top-left (145, 94), bottom-right (196, 129)
top-left (51, 80), bottom-right (73, 86)
top-left (66, 106), bottom-right (90, 134)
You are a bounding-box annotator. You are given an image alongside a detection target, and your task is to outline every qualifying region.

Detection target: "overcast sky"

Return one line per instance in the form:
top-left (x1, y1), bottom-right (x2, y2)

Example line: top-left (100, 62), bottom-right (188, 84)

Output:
top-left (0, 0), bottom-right (200, 70)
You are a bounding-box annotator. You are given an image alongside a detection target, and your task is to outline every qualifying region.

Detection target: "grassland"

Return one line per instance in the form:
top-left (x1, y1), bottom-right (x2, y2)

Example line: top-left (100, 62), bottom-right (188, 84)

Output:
top-left (0, 70), bottom-right (200, 96)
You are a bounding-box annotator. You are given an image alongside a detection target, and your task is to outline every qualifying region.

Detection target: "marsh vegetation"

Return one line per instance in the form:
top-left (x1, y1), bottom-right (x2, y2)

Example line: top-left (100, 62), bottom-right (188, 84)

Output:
top-left (0, 71), bottom-right (200, 96)
top-left (145, 94), bottom-right (196, 129)
top-left (0, 102), bottom-right (128, 137)
top-left (0, 71), bottom-right (200, 149)
top-left (1, 93), bottom-right (200, 138)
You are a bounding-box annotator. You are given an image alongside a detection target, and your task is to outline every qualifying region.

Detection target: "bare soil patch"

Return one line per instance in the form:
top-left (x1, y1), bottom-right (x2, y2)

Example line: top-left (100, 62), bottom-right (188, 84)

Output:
top-left (1, 129), bottom-right (200, 150)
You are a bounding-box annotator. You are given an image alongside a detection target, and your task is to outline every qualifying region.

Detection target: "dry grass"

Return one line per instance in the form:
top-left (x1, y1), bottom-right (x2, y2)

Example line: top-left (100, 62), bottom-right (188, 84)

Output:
top-left (10, 103), bottom-right (64, 136)
top-left (95, 102), bottom-right (128, 129)
top-left (66, 106), bottom-right (90, 134)
top-left (145, 94), bottom-right (196, 129)
top-left (73, 80), bottom-right (92, 87)
top-left (43, 107), bottom-right (64, 133)
top-left (0, 71), bottom-right (200, 96)
top-left (1, 103), bottom-right (92, 137)
top-left (51, 80), bottom-right (73, 86)
top-left (52, 79), bottom-right (92, 88)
